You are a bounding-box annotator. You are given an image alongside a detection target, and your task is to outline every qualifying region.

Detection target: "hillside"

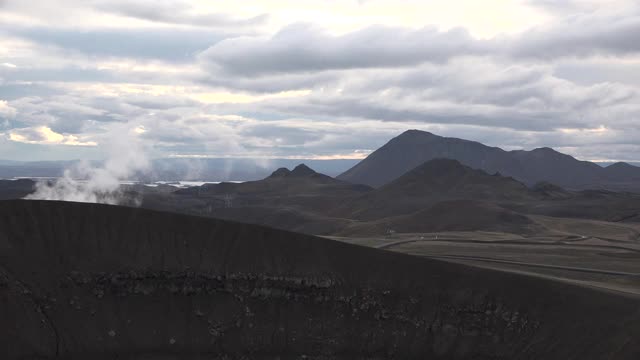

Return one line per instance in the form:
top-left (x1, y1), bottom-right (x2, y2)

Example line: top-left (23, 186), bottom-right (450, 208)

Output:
top-left (142, 164), bottom-right (371, 234)
top-left (338, 200), bottom-right (541, 236)
top-left (0, 178), bottom-right (35, 200)
top-left (1, 200), bottom-right (639, 359)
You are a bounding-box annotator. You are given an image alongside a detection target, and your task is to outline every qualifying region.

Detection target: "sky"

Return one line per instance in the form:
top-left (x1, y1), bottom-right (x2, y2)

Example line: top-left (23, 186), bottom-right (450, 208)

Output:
top-left (1, 0), bottom-right (639, 162)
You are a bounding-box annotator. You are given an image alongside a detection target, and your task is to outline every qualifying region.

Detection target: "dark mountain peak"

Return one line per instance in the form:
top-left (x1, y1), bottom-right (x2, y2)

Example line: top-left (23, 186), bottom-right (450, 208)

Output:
top-left (345, 157), bottom-right (535, 221)
top-left (385, 158), bottom-right (486, 188)
top-left (290, 163), bottom-right (317, 177)
top-left (603, 161), bottom-right (640, 180)
top-left (526, 147), bottom-right (586, 163)
top-left (390, 129), bottom-right (439, 145)
top-left (529, 147), bottom-right (562, 156)
top-left (607, 162), bottom-right (635, 169)
top-left (533, 147), bottom-right (556, 152)
top-left (337, 130), bottom-right (507, 188)
top-left (266, 164), bottom-right (322, 180)
top-left (397, 129), bottom-right (436, 138)
top-left (389, 158), bottom-right (529, 190)
top-left (269, 167), bottom-right (291, 178)
top-left (409, 158), bottom-right (468, 174)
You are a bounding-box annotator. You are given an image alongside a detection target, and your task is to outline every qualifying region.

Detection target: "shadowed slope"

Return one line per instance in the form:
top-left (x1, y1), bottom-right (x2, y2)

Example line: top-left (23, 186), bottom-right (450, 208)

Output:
top-left (1, 200), bottom-right (639, 359)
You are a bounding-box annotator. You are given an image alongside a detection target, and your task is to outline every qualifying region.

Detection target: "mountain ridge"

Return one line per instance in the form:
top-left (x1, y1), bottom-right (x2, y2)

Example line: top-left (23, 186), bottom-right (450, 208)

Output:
top-left (337, 130), bottom-right (640, 191)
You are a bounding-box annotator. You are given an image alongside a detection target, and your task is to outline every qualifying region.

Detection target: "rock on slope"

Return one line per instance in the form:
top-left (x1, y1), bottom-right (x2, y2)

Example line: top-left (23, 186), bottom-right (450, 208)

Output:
top-left (1, 200), bottom-right (639, 359)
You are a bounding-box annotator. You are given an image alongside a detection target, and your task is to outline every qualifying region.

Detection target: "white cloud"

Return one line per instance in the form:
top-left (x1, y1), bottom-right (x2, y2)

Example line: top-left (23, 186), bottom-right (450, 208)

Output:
top-left (0, 100), bottom-right (16, 118)
top-left (9, 126), bottom-right (97, 146)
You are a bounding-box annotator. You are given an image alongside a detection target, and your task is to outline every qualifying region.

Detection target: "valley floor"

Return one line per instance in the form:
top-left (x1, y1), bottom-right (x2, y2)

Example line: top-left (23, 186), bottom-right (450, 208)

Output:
top-left (329, 216), bottom-right (640, 296)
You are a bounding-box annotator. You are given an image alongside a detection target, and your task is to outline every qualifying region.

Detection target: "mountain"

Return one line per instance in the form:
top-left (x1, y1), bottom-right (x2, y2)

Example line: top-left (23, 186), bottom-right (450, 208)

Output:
top-left (338, 130), bottom-right (516, 188)
top-left (337, 130), bottom-right (638, 191)
top-left (603, 162), bottom-right (640, 180)
top-left (509, 147), bottom-right (604, 187)
top-left (378, 158), bottom-right (532, 200)
top-left (1, 200), bottom-right (639, 359)
top-left (144, 159), bottom-right (640, 234)
top-left (175, 163), bottom-right (371, 199)
top-left (143, 164), bottom-right (371, 234)
top-left (338, 159), bottom-right (537, 220)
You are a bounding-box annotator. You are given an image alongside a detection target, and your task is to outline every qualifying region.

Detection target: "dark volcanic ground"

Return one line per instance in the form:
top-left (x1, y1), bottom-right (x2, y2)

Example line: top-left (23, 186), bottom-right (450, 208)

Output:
top-left (1, 200), bottom-right (640, 359)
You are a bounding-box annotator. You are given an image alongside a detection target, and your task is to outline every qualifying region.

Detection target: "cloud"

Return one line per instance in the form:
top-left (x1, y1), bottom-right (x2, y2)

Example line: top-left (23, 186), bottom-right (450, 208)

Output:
top-left (507, 11), bottom-right (640, 59)
top-left (5, 25), bottom-right (232, 62)
top-left (0, 100), bottom-right (16, 118)
top-left (9, 126), bottom-right (97, 146)
top-left (525, 0), bottom-right (595, 14)
top-left (1, 0), bottom-right (640, 164)
top-left (96, 0), bottom-right (268, 28)
top-left (204, 57), bottom-right (640, 156)
top-left (199, 24), bottom-right (482, 75)
top-left (198, 9), bottom-right (640, 78)
top-left (0, 100), bottom-right (16, 130)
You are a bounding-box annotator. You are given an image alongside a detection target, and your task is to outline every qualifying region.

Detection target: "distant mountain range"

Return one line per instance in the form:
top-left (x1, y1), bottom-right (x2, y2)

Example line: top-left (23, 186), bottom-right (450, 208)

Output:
top-left (3, 157), bottom-right (640, 235)
top-left (338, 130), bottom-right (640, 191)
top-left (3, 132), bottom-right (639, 191)
top-left (131, 158), bottom-right (640, 236)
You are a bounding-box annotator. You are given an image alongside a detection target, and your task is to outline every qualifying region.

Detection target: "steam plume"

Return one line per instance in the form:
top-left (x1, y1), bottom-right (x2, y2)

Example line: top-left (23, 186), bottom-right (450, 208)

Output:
top-left (25, 125), bottom-right (150, 205)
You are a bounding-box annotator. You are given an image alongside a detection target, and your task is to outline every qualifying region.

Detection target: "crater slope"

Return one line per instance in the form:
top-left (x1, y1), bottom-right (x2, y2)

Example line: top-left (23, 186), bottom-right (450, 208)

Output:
top-left (1, 200), bottom-right (639, 359)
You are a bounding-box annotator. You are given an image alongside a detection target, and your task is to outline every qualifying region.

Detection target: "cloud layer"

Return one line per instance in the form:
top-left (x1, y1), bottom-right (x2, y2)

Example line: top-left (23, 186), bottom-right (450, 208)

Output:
top-left (1, 0), bottom-right (639, 163)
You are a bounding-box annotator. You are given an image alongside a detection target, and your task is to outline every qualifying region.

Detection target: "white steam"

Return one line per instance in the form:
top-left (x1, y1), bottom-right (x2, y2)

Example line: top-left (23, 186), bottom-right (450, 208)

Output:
top-left (25, 125), bottom-right (150, 205)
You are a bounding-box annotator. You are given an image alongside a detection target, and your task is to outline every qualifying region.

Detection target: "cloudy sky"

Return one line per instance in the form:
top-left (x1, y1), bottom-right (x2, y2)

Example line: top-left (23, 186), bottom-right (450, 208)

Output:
top-left (1, 0), bottom-right (639, 162)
